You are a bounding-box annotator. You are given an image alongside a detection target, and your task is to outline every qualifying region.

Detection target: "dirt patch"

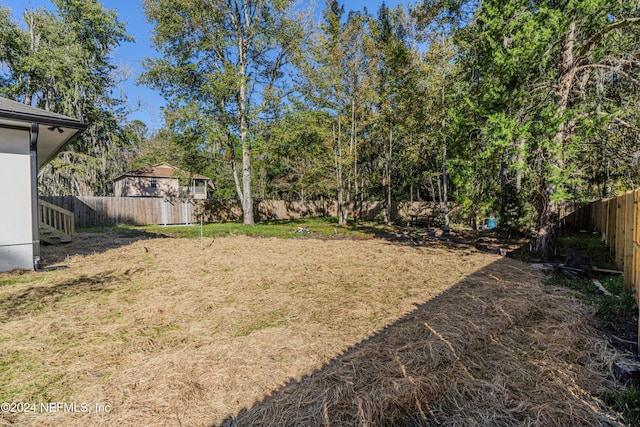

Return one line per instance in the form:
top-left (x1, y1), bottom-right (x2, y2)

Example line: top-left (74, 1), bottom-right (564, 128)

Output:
top-left (0, 234), bottom-right (624, 426)
top-left (38, 230), bottom-right (164, 265)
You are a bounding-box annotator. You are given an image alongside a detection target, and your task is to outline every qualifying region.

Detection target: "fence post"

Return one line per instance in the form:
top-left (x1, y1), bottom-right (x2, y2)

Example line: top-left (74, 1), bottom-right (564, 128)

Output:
top-left (616, 196), bottom-right (625, 269)
top-left (601, 199), bottom-right (608, 242)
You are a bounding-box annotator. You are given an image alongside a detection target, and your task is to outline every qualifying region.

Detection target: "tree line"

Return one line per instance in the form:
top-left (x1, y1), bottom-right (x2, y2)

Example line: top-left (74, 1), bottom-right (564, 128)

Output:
top-left (1, 0), bottom-right (639, 259)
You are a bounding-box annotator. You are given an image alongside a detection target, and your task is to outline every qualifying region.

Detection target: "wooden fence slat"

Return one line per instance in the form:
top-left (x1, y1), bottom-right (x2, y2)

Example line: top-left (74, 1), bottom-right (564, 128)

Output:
top-left (617, 195), bottom-right (625, 270)
top-left (636, 190), bottom-right (640, 359)
top-left (635, 190), bottom-right (640, 302)
top-left (591, 200), bottom-right (598, 231)
top-left (601, 199), bottom-right (609, 241)
top-left (564, 191), bottom-right (640, 353)
top-left (624, 191), bottom-right (635, 293)
top-left (39, 197), bottom-right (442, 228)
top-left (609, 198), bottom-right (617, 254)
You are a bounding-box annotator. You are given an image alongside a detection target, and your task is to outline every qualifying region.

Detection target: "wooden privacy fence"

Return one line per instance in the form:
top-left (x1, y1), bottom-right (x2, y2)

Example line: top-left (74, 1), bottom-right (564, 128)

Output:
top-left (564, 190), bottom-right (640, 299)
top-left (40, 196), bottom-right (442, 228)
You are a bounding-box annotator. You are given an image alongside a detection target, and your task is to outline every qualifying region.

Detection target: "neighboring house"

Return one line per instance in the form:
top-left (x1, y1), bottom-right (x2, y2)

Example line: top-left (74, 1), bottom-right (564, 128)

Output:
top-left (0, 96), bottom-right (87, 272)
top-left (113, 164), bottom-right (211, 199)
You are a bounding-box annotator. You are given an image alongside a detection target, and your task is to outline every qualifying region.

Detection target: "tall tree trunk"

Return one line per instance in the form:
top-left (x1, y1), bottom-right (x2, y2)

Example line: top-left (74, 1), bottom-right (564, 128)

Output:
top-left (533, 189), bottom-right (560, 261)
top-left (515, 136), bottom-right (525, 191)
top-left (231, 151), bottom-right (243, 205)
top-left (335, 118), bottom-right (346, 225)
top-left (532, 21), bottom-right (576, 259)
top-left (241, 136), bottom-right (253, 224)
top-left (431, 165), bottom-right (442, 205)
top-left (224, 94), bottom-right (244, 204)
top-left (386, 129), bottom-right (393, 224)
top-left (440, 27), bottom-right (450, 234)
top-left (237, 28), bottom-right (254, 225)
top-left (23, 12), bottom-right (37, 106)
top-left (442, 142), bottom-right (450, 233)
top-left (351, 97), bottom-right (358, 215)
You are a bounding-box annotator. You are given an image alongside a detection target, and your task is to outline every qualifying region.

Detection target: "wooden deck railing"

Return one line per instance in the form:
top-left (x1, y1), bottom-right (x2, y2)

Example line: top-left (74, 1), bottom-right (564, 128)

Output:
top-left (38, 199), bottom-right (74, 242)
top-left (179, 185), bottom-right (207, 199)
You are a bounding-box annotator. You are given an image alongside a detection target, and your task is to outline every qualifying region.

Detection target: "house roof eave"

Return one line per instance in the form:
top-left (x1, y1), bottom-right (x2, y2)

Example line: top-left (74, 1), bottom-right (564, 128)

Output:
top-left (0, 97), bottom-right (88, 169)
top-left (0, 97), bottom-right (87, 130)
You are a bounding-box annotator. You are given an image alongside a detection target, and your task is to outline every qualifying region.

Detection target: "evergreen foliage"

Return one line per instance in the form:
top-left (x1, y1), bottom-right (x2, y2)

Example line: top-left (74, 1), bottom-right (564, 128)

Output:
top-left (0, 0), bottom-right (133, 195)
top-left (1, 0), bottom-right (638, 256)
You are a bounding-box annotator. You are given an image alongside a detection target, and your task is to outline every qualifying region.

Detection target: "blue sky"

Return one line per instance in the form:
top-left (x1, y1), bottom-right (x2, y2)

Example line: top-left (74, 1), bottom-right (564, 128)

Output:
top-left (1, 0), bottom-right (409, 131)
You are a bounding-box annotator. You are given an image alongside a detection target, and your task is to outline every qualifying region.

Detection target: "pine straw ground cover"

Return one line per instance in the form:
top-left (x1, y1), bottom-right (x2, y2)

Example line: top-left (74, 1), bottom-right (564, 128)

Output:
top-left (0, 233), bottom-right (627, 426)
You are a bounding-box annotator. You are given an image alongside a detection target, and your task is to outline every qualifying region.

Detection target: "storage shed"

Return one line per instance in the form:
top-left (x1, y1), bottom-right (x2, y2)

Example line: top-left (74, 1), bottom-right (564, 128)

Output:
top-left (113, 164), bottom-right (211, 199)
top-left (0, 97), bottom-right (86, 271)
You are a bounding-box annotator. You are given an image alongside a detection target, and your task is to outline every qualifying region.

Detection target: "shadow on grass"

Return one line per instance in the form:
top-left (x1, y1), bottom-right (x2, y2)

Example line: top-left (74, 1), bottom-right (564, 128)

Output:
top-left (0, 269), bottom-right (142, 321)
top-left (42, 219), bottom-right (360, 266)
top-left (351, 222), bottom-right (530, 259)
top-left (41, 219), bottom-right (531, 268)
top-left (40, 229), bottom-right (167, 266)
top-left (213, 256), bottom-right (620, 427)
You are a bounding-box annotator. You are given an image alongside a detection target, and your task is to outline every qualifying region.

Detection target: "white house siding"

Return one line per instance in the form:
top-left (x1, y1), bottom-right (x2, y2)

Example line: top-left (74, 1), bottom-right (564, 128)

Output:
top-left (0, 128), bottom-right (34, 271)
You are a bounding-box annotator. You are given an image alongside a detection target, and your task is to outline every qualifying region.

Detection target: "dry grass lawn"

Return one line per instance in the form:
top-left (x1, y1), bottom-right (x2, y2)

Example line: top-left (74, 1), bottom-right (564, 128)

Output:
top-left (0, 233), bottom-right (624, 426)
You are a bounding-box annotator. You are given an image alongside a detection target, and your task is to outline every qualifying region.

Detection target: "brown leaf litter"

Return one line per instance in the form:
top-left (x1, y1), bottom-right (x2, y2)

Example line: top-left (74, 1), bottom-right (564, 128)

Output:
top-left (0, 234), bottom-right (626, 426)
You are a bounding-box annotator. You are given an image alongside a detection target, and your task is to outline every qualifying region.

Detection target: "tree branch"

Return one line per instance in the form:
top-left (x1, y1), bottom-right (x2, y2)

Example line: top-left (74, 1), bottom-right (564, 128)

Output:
top-left (613, 116), bottom-right (640, 133)
top-left (575, 63), bottom-right (640, 85)
top-left (578, 17), bottom-right (640, 58)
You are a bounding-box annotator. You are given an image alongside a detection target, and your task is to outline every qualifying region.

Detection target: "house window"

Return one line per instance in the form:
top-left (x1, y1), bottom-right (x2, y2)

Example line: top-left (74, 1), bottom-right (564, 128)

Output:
top-left (150, 178), bottom-right (158, 188)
